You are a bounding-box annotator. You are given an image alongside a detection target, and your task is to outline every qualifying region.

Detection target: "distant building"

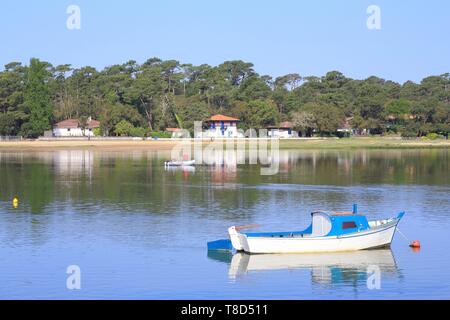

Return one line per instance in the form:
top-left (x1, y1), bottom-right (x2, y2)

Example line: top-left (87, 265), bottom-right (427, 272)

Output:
top-left (337, 117), bottom-right (358, 136)
top-left (204, 115), bottom-right (243, 138)
top-left (166, 128), bottom-right (185, 138)
top-left (53, 118), bottom-right (100, 137)
top-left (267, 122), bottom-right (297, 138)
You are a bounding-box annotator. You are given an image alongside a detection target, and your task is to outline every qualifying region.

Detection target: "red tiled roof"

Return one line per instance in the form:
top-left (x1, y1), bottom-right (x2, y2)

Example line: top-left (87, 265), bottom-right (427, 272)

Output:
top-left (54, 118), bottom-right (100, 129)
top-left (87, 119), bottom-right (100, 129)
top-left (55, 119), bottom-right (79, 129)
top-left (279, 121), bottom-right (293, 129)
top-left (267, 121), bottom-right (293, 129)
top-left (166, 128), bottom-right (183, 132)
top-left (207, 114), bottom-right (240, 122)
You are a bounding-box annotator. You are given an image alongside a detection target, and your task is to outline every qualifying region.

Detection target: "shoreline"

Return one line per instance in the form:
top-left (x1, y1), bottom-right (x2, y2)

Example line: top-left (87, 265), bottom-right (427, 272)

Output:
top-left (0, 137), bottom-right (450, 151)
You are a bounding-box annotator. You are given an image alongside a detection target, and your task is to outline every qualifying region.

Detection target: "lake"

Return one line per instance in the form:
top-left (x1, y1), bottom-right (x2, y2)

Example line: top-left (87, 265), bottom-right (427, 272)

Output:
top-left (0, 148), bottom-right (449, 299)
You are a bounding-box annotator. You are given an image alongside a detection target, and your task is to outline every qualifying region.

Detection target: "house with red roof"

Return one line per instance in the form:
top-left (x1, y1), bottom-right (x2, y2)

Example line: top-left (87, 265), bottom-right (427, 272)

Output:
top-left (165, 127), bottom-right (186, 138)
top-left (53, 117), bottom-right (100, 137)
top-left (205, 114), bottom-right (242, 138)
top-left (267, 122), bottom-right (297, 138)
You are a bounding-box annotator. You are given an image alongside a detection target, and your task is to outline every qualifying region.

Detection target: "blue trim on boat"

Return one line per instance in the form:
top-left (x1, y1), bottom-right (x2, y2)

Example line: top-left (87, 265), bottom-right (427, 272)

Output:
top-left (248, 220), bottom-right (399, 241)
top-left (336, 223), bottom-right (397, 239)
top-left (207, 239), bottom-right (233, 251)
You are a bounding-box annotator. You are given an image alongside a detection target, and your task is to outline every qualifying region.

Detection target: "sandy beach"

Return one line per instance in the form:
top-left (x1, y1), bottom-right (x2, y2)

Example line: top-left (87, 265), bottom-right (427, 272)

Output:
top-left (1, 137), bottom-right (450, 151)
top-left (0, 139), bottom-right (183, 151)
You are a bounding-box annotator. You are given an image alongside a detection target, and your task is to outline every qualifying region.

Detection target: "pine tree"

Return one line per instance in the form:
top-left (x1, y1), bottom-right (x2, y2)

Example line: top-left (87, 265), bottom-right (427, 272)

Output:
top-left (21, 58), bottom-right (53, 138)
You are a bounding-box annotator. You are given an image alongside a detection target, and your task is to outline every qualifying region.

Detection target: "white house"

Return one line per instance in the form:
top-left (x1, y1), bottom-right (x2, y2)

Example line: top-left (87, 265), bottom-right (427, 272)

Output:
top-left (53, 118), bottom-right (100, 137)
top-left (267, 122), bottom-right (297, 138)
top-left (204, 115), bottom-right (243, 138)
top-left (337, 117), bottom-right (358, 136)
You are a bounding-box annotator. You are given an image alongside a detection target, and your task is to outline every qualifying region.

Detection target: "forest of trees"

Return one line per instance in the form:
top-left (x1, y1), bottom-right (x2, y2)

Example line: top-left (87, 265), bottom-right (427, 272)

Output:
top-left (0, 57), bottom-right (449, 138)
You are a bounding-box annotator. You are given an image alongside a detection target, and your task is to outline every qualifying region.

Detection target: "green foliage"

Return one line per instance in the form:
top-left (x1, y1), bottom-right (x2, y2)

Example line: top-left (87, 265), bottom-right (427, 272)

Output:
top-left (100, 104), bottom-right (145, 136)
top-left (384, 99), bottom-right (412, 126)
top-left (401, 130), bottom-right (418, 139)
top-left (239, 100), bottom-right (279, 129)
top-left (114, 120), bottom-right (134, 136)
top-left (0, 113), bottom-right (16, 136)
top-left (130, 126), bottom-right (146, 137)
top-left (0, 57), bottom-right (449, 137)
top-left (92, 127), bottom-right (101, 137)
top-left (290, 111), bottom-right (315, 137)
top-left (173, 95), bottom-right (211, 131)
top-left (424, 133), bottom-right (440, 140)
top-left (22, 58), bottom-right (53, 138)
top-left (303, 102), bottom-right (344, 135)
top-left (148, 131), bottom-right (172, 138)
top-left (113, 120), bottom-right (147, 137)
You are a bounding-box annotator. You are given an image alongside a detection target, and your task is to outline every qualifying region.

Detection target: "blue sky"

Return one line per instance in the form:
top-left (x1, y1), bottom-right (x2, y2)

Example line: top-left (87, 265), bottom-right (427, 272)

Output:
top-left (0, 0), bottom-right (449, 83)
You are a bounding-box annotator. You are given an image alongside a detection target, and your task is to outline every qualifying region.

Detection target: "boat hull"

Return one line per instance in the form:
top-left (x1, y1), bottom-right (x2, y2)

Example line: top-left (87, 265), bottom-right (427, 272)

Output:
top-left (228, 222), bottom-right (399, 254)
top-left (164, 160), bottom-right (196, 167)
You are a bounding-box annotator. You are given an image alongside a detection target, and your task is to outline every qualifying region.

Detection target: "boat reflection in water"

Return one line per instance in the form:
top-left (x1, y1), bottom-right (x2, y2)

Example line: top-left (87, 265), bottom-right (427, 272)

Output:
top-left (164, 165), bottom-right (196, 173)
top-left (209, 249), bottom-right (399, 286)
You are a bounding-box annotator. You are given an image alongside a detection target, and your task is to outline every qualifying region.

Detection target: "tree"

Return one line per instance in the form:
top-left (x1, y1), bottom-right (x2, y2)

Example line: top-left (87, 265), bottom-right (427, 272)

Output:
top-left (291, 111), bottom-right (315, 137)
top-left (275, 73), bottom-right (302, 91)
top-left (237, 75), bottom-right (272, 101)
top-left (303, 102), bottom-right (344, 135)
top-left (0, 57), bottom-right (449, 138)
top-left (21, 58), bottom-right (53, 138)
top-left (240, 100), bottom-right (279, 129)
top-left (79, 115), bottom-right (88, 136)
top-left (100, 103), bottom-right (145, 136)
top-left (384, 99), bottom-right (412, 125)
top-left (173, 95), bottom-right (211, 131)
top-left (0, 113), bottom-right (17, 136)
top-left (218, 60), bottom-right (254, 86)
top-left (114, 120), bottom-right (134, 136)
top-left (123, 60), bottom-right (167, 130)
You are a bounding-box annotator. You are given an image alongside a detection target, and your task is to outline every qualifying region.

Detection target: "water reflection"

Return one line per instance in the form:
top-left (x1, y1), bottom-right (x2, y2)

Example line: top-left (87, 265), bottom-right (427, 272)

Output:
top-left (209, 250), bottom-right (400, 287)
top-left (0, 148), bottom-right (449, 299)
top-left (52, 150), bottom-right (94, 176)
top-left (0, 149), bottom-right (448, 215)
top-left (164, 166), bottom-right (196, 173)
top-left (1, 149), bottom-right (448, 184)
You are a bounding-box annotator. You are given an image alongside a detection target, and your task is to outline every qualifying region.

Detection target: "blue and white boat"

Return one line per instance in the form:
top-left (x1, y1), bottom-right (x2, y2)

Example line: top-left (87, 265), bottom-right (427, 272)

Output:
top-left (208, 205), bottom-right (405, 254)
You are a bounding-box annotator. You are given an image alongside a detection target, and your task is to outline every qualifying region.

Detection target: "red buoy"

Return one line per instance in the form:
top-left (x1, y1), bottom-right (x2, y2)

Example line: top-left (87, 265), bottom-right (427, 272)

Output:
top-left (410, 240), bottom-right (421, 248)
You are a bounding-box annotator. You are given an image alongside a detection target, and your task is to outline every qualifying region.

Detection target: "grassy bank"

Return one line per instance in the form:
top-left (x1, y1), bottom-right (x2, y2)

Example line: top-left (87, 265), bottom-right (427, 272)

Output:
top-left (278, 137), bottom-right (450, 149)
top-left (0, 137), bottom-right (450, 151)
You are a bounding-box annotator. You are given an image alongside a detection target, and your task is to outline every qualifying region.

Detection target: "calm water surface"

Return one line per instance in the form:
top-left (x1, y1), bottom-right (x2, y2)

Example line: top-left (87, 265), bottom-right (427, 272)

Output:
top-left (0, 149), bottom-right (449, 299)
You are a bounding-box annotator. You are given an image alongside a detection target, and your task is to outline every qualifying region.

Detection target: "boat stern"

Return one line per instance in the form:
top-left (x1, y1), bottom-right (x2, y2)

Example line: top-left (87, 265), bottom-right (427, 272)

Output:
top-left (228, 227), bottom-right (248, 252)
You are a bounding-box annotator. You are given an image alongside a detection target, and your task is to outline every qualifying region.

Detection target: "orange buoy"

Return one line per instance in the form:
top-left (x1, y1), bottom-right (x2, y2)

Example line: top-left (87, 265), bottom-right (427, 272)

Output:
top-left (410, 240), bottom-right (421, 248)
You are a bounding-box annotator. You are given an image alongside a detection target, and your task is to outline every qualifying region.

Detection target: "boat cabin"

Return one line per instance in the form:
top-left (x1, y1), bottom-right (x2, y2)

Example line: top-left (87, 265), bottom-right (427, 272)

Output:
top-left (310, 211), bottom-right (370, 237)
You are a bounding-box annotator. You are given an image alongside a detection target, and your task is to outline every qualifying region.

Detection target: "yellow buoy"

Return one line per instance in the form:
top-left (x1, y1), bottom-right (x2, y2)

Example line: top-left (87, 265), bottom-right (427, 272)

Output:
top-left (12, 197), bottom-right (19, 208)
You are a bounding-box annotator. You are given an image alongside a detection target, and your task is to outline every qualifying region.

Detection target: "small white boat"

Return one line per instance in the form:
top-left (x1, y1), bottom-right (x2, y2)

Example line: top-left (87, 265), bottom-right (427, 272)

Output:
top-left (227, 209), bottom-right (405, 254)
top-left (164, 160), bottom-right (196, 167)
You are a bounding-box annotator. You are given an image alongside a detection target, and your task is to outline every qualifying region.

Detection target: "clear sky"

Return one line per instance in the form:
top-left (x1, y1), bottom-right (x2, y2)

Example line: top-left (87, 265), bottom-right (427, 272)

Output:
top-left (1, 0), bottom-right (449, 83)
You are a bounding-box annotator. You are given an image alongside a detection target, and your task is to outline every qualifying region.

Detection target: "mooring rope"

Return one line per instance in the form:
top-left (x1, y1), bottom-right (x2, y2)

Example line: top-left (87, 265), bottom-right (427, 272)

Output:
top-left (396, 227), bottom-right (410, 243)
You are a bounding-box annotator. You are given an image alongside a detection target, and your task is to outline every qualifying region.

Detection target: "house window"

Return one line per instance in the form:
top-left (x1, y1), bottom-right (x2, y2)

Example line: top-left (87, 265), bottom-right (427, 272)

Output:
top-left (343, 221), bottom-right (357, 229)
